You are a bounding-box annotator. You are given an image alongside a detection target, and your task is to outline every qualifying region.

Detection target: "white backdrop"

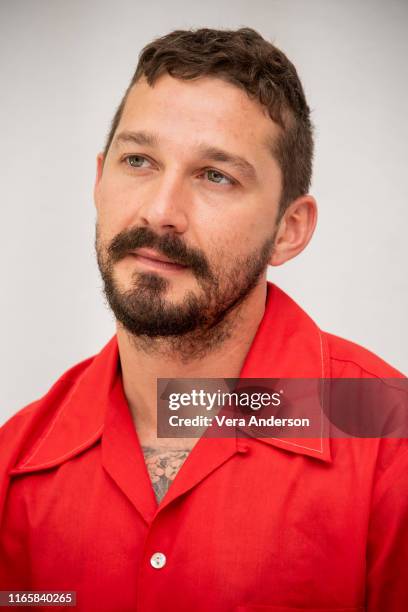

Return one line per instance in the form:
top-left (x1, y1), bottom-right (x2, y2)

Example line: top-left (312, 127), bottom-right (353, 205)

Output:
top-left (1, 0), bottom-right (407, 425)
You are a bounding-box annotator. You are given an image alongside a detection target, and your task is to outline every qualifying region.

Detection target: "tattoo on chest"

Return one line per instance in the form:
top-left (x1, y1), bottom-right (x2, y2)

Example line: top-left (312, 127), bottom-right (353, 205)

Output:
top-left (142, 446), bottom-right (191, 503)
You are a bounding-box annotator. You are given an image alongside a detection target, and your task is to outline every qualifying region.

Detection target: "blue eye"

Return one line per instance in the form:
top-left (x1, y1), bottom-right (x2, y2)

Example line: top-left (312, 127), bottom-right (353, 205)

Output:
top-left (126, 155), bottom-right (149, 168)
top-left (206, 169), bottom-right (233, 185)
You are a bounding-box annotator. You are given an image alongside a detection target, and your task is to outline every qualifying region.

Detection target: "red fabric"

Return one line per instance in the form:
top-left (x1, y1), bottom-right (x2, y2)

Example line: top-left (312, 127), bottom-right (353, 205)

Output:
top-left (0, 283), bottom-right (407, 611)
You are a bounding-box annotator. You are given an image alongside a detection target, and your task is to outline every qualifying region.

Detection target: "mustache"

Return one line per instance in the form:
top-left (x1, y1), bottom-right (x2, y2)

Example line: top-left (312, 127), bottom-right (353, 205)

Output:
top-left (107, 226), bottom-right (212, 280)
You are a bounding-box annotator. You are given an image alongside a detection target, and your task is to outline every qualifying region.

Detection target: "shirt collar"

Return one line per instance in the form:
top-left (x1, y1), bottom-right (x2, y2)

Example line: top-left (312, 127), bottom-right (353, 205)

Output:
top-left (238, 283), bottom-right (331, 462)
top-left (11, 282), bottom-right (331, 475)
top-left (11, 338), bottom-right (119, 474)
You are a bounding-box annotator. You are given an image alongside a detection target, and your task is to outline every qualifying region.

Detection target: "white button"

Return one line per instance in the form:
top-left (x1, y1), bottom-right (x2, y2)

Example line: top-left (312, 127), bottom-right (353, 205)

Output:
top-left (150, 552), bottom-right (166, 569)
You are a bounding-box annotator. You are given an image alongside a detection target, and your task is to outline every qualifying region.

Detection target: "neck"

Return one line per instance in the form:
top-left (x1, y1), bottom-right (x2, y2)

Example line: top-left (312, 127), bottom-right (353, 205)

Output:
top-left (117, 280), bottom-right (268, 442)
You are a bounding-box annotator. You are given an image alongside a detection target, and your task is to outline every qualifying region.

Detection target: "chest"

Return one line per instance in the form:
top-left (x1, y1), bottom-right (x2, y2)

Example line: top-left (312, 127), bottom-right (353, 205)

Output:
top-left (9, 441), bottom-right (372, 610)
top-left (141, 445), bottom-right (192, 502)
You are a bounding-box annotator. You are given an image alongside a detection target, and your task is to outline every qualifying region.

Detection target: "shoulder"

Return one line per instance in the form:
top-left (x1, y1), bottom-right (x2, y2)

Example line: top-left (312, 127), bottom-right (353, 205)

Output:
top-left (0, 354), bottom-right (96, 463)
top-left (0, 336), bottom-right (118, 494)
top-left (323, 331), bottom-right (405, 378)
top-left (0, 349), bottom-right (110, 524)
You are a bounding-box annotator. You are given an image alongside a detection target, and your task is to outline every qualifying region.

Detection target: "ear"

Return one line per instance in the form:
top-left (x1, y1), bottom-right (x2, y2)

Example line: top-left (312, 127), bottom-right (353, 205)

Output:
top-left (93, 153), bottom-right (105, 210)
top-left (269, 195), bottom-right (317, 266)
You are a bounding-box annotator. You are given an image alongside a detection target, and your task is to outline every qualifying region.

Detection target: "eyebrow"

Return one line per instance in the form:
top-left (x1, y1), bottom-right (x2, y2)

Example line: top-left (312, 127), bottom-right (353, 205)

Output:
top-left (114, 130), bottom-right (258, 182)
top-left (114, 130), bottom-right (158, 147)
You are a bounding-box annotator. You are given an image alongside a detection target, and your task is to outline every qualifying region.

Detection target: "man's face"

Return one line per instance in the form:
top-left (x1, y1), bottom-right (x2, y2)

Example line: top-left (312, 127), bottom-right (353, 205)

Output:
top-left (94, 74), bottom-right (283, 338)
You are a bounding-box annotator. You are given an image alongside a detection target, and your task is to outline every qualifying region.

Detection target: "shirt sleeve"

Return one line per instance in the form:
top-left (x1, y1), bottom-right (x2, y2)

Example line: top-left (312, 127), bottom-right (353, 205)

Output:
top-left (0, 479), bottom-right (31, 589)
top-left (366, 445), bottom-right (408, 610)
top-left (0, 414), bottom-right (34, 589)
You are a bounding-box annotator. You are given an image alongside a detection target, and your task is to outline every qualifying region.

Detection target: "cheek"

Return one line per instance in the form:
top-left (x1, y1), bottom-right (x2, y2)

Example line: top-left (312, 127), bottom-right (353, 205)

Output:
top-left (202, 229), bottom-right (250, 273)
top-left (206, 213), bottom-right (268, 256)
top-left (96, 183), bottom-right (132, 240)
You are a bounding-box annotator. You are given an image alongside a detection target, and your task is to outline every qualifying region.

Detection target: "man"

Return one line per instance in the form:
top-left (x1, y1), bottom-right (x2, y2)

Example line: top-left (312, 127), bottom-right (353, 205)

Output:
top-left (0, 27), bottom-right (406, 611)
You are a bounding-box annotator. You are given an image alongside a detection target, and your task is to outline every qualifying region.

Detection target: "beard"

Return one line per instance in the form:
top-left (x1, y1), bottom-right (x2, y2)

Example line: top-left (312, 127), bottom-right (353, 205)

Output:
top-left (95, 225), bottom-right (275, 355)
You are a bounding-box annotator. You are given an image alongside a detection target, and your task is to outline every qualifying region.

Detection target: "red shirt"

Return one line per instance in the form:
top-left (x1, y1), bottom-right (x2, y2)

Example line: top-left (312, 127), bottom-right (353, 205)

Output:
top-left (1, 283), bottom-right (407, 611)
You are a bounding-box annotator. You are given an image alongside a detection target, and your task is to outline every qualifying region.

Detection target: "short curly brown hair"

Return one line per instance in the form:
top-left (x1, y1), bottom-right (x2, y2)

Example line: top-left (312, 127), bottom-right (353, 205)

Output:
top-left (103, 28), bottom-right (314, 216)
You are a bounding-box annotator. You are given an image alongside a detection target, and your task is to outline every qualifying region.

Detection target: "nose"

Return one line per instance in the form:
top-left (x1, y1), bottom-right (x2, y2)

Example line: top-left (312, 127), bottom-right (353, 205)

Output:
top-left (136, 170), bottom-right (189, 234)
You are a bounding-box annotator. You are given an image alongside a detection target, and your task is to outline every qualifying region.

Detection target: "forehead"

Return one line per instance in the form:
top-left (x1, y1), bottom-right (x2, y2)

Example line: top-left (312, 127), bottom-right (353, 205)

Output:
top-left (116, 74), bottom-right (281, 159)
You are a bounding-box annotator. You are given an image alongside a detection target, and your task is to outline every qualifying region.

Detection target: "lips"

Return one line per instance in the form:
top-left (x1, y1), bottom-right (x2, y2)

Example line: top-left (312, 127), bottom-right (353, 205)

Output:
top-left (128, 247), bottom-right (188, 271)
top-left (134, 248), bottom-right (182, 265)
